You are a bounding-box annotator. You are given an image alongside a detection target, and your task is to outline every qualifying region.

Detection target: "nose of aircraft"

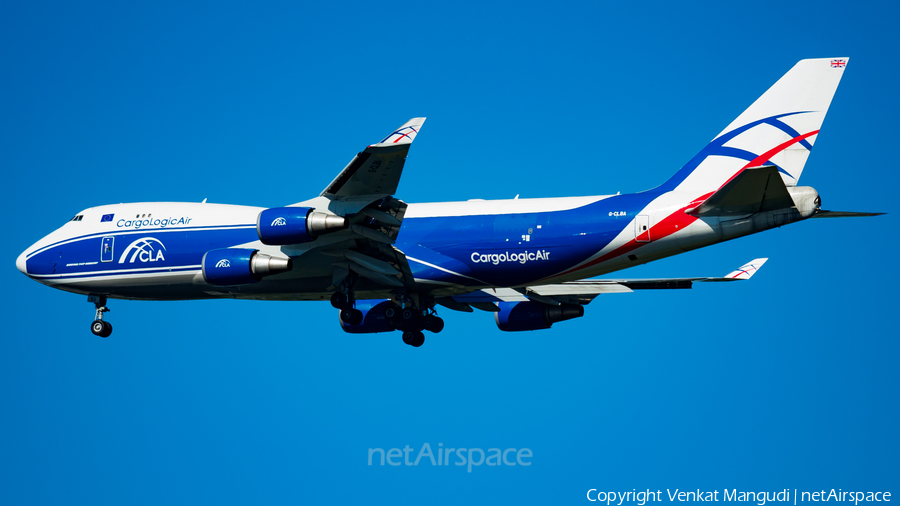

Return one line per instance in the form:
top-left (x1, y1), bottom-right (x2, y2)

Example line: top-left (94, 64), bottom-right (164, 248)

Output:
top-left (16, 249), bottom-right (28, 275)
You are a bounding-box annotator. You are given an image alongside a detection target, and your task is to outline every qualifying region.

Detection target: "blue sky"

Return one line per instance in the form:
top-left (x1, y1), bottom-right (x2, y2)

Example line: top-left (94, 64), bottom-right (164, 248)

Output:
top-left (1, 1), bottom-right (897, 504)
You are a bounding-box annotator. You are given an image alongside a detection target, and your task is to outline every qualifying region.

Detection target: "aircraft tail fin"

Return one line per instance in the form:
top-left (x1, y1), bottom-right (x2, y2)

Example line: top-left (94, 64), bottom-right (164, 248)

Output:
top-left (658, 58), bottom-right (849, 195)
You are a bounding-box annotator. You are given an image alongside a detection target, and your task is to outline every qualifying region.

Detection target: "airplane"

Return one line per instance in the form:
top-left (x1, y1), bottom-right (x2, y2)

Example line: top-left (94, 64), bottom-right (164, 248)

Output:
top-left (16, 57), bottom-right (882, 347)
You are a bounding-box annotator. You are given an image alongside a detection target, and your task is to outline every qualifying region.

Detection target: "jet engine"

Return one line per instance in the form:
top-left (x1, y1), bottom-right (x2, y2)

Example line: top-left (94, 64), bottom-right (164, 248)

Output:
top-left (339, 299), bottom-right (395, 334)
top-left (202, 248), bottom-right (292, 286)
top-left (257, 207), bottom-right (347, 245)
top-left (494, 301), bottom-right (584, 331)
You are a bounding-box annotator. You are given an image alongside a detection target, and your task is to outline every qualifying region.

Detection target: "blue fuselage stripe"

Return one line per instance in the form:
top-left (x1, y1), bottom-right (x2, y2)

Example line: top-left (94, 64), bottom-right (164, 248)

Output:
top-left (396, 192), bottom-right (660, 286)
top-left (26, 227), bottom-right (260, 278)
top-left (26, 193), bottom-right (661, 288)
top-left (26, 224), bottom-right (257, 259)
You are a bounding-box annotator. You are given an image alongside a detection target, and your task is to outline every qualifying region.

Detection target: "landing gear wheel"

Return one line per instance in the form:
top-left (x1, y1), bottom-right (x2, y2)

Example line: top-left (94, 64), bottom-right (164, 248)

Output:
top-left (91, 320), bottom-right (112, 338)
top-left (402, 331), bottom-right (425, 347)
top-left (88, 296), bottom-right (112, 337)
top-left (340, 308), bottom-right (363, 326)
top-left (424, 316), bottom-right (444, 333)
top-left (385, 303), bottom-right (402, 327)
top-left (331, 292), bottom-right (353, 310)
top-left (399, 307), bottom-right (424, 331)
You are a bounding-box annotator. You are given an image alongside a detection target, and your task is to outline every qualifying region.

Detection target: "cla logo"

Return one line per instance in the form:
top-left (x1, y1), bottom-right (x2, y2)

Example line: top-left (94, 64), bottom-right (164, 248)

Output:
top-left (271, 217), bottom-right (287, 226)
top-left (215, 259), bottom-right (231, 268)
top-left (118, 237), bottom-right (167, 264)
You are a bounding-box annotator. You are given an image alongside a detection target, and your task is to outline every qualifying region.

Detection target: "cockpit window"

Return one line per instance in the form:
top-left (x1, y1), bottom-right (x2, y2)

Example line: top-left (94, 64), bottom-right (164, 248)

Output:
top-left (70, 215), bottom-right (84, 222)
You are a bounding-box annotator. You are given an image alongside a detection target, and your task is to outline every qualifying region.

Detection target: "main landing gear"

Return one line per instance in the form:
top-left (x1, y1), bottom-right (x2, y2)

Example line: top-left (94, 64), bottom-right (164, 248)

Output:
top-left (401, 330), bottom-right (425, 348)
top-left (88, 295), bottom-right (112, 338)
top-left (385, 298), bottom-right (444, 348)
top-left (331, 291), bottom-right (364, 325)
top-left (333, 289), bottom-right (444, 347)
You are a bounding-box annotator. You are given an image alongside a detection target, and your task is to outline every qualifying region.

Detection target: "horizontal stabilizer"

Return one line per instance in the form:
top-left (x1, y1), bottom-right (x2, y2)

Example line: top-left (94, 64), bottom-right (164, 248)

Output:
top-left (688, 166), bottom-right (792, 216)
top-left (812, 210), bottom-right (886, 218)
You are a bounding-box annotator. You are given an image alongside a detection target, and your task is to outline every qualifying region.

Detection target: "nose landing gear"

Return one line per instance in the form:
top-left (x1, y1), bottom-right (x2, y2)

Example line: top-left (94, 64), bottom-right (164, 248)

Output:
top-left (88, 295), bottom-right (112, 338)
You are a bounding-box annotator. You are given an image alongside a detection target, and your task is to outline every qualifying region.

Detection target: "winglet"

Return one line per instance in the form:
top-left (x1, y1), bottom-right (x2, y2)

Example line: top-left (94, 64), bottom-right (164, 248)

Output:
top-left (723, 258), bottom-right (768, 280)
top-left (373, 117), bottom-right (426, 146)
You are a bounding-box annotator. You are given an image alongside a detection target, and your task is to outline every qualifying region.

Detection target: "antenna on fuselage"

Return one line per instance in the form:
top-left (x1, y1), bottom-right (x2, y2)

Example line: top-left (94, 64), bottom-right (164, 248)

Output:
top-left (201, 198), bottom-right (207, 203)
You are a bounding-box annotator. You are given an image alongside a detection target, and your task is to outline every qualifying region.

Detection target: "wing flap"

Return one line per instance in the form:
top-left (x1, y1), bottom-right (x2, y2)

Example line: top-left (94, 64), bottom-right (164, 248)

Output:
top-left (452, 288), bottom-right (529, 303)
top-left (530, 283), bottom-right (633, 295)
top-left (435, 297), bottom-right (474, 313)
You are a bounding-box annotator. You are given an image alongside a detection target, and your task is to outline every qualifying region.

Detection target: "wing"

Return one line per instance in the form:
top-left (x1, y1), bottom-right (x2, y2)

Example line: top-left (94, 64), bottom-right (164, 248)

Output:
top-left (305, 196), bottom-right (417, 294)
top-left (439, 258), bottom-right (768, 311)
top-left (321, 117), bottom-right (426, 201)
top-left (287, 119), bottom-right (427, 294)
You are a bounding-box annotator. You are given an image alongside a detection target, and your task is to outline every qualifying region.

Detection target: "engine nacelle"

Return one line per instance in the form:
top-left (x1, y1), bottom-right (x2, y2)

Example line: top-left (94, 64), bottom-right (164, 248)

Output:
top-left (494, 301), bottom-right (585, 332)
top-left (257, 207), bottom-right (348, 245)
top-left (202, 248), bottom-right (292, 286)
top-left (340, 299), bottom-right (395, 334)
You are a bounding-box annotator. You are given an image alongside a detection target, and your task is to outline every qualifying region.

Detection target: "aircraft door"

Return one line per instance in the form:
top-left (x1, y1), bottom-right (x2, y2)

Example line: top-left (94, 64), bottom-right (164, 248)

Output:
top-left (101, 237), bottom-right (114, 262)
top-left (635, 215), bottom-right (650, 243)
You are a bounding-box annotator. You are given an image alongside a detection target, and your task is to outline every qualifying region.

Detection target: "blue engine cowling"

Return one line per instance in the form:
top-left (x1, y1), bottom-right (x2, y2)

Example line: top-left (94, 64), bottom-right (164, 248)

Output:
top-left (257, 207), bottom-right (348, 245)
top-left (202, 248), bottom-right (292, 286)
top-left (494, 301), bottom-right (584, 331)
top-left (340, 299), bottom-right (396, 334)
